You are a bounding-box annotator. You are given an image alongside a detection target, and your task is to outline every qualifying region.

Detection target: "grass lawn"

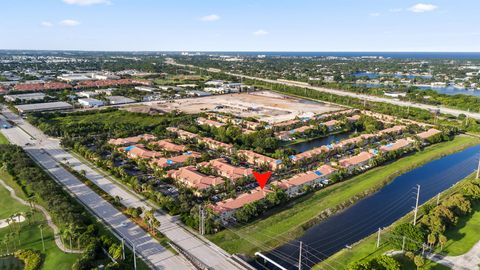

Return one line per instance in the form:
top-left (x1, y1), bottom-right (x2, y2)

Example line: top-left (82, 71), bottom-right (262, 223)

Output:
top-left (207, 135), bottom-right (480, 256)
top-left (0, 181), bottom-right (80, 269)
top-left (316, 173), bottom-right (479, 269)
top-left (442, 202), bottom-right (480, 255)
top-left (0, 132), bottom-right (9, 145)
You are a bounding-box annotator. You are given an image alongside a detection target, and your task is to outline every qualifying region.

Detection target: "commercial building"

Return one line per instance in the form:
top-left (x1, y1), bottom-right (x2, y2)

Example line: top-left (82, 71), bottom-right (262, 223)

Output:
top-left (106, 96), bottom-right (135, 105)
top-left (78, 98), bottom-right (104, 108)
top-left (5, 93), bottom-right (46, 102)
top-left (15, 102), bottom-right (73, 114)
top-left (13, 82), bottom-right (72, 92)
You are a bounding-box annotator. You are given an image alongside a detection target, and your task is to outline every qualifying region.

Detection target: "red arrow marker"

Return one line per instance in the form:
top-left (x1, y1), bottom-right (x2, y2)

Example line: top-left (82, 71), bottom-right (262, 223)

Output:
top-left (253, 171), bottom-right (272, 189)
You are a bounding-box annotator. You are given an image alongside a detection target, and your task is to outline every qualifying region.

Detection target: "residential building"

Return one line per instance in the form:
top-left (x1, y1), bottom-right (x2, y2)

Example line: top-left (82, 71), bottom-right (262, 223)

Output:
top-left (150, 151), bottom-right (201, 168)
top-left (210, 187), bottom-right (272, 220)
top-left (196, 117), bottom-right (225, 128)
top-left (417, 128), bottom-right (442, 140)
top-left (151, 139), bottom-right (186, 152)
top-left (339, 151), bottom-right (375, 170)
top-left (167, 166), bottom-right (224, 191)
top-left (166, 127), bottom-right (199, 140)
top-left (237, 150), bottom-right (283, 171)
top-left (379, 138), bottom-right (414, 152)
top-left (275, 165), bottom-right (336, 197)
top-left (121, 144), bottom-right (162, 159)
top-left (323, 120), bottom-right (340, 131)
top-left (108, 134), bottom-right (156, 146)
top-left (198, 158), bottom-right (253, 182)
top-left (200, 137), bottom-right (235, 154)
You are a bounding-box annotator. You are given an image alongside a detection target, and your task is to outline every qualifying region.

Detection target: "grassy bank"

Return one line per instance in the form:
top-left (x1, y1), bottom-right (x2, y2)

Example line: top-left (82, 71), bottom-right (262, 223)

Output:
top-left (0, 173), bottom-right (80, 269)
top-left (207, 135), bottom-right (480, 256)
top-left (0, 133), bottom-right (8, 145)
top-left (316, 173), bottom-right (480, 269)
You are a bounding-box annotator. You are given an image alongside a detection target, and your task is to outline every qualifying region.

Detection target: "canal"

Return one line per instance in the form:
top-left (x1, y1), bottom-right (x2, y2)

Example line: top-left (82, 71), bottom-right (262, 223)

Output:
top-left (258, 144), bottom-right (480, 269)
top-left (288, 132), bottom-right (352, 153)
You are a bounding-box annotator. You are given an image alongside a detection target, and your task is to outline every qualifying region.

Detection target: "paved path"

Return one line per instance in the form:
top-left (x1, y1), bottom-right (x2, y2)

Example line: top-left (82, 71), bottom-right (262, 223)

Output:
top-left (0, 178), bottom-right (82, 254)
top-left (0, 108), bottom-right (247, 270)
top-left (166, 60), bottom-right (480, 121)
top-left (425, 241), bottom-right (480, 270)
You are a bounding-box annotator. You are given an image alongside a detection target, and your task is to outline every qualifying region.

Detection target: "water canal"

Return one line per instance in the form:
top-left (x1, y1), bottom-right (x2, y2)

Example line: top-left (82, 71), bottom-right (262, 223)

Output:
top-left (258, 144), bottom-right (480, 269)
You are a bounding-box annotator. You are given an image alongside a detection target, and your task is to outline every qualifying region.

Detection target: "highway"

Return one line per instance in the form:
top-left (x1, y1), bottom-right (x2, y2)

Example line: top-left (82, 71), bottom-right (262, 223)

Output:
top-left (167, 60), bottom-right (480, 121)
top-left (0, 108), bottom-right (248, 270)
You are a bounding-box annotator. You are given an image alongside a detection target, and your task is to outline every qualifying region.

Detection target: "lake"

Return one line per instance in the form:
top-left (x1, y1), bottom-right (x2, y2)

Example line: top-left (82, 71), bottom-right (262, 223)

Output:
top-left (288, 132), bottom-right (352, 153)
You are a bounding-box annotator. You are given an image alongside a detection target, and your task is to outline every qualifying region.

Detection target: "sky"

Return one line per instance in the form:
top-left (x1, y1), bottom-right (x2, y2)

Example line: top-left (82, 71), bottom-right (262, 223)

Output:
top-left (1, 0), bottom-right (479, 52)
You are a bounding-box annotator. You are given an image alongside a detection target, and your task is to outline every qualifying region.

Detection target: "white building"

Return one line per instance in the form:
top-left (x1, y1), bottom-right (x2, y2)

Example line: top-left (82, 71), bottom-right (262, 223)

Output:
top-left (106, 96), bottom-right (135, 105)
top-left (78, 98), bottom-right (104, 108)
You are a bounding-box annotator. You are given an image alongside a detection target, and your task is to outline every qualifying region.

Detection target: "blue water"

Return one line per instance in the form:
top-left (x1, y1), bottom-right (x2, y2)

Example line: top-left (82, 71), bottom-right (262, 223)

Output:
top-left (256, 144), bottom-right (480, 269)
top-left (288, 132), bottom-right (352, 153)
top-left (352, 72), bottom-right (433, 79)
top-left (355, 83), bottom-right (480, 97)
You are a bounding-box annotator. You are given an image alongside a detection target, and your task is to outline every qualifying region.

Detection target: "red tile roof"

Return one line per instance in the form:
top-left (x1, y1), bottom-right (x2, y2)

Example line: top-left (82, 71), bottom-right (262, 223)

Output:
top-left (108, 134), bottom-right (156, 146)
top-left (150, 151), bottom-right (201, 168)
top-left (151, 139), bottom-right (186, 152)
top-left (210, 187), bottom-right (272, 214)
top-left (417, 128), bottom-right (441, 139)
top-left (339, 151), bottom-right (375, 168)
top-left (168, 166), bottom-right (224, 190)
top-left (121, 144), bottom-right (162, 159)
top-left (198, 158), bottom-right (253, 181)
top-left (14, 82), bottom-right (72, 92)
top-left (380, 138), bottom-right (414, 152)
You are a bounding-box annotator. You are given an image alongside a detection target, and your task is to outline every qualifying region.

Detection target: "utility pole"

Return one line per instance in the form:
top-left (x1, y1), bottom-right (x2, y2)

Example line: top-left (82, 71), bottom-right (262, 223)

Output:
top-left (199, 207), bottom-right (205, 235)
top-left (202, 208), bottom-right (205, 235)
top-left (476, 156), bottom-right (480, 180)
top-left (298, 241), bottom-right (303, 270)
top-left (413, 185), bottom-right (420, 226)
top-left (402, 236), bottom-right (406, 252)
top-left (133, 244), bottom-right (137, 270)
top-left (39, 226), bottom-right (45, 252)
top-left (376, 228), bottom-right (381, 248)
top-left (122, 238), bottom-right (125, 260)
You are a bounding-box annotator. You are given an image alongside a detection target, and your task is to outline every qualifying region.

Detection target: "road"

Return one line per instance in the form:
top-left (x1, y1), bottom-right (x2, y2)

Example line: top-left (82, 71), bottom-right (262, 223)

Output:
top-left (0, 108), bottom-right (248, 270)
top-left (167, 60), bottom-right (480, 121)
top-left (0, 111), bottom-right (193, 270)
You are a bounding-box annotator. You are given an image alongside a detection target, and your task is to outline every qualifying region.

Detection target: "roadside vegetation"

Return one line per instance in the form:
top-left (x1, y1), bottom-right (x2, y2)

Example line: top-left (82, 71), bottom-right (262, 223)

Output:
top-left (0, 145), bottom-right (149, 270)
top-left (207, 135), bottom-right (480, 255)
top-left (316, 172), bottom-right (480, 270)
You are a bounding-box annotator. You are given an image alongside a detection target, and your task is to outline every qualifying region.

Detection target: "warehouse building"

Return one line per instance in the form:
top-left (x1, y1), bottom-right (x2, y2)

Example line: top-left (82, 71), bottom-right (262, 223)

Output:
top-left (15, 102), bottom-right (73, 114)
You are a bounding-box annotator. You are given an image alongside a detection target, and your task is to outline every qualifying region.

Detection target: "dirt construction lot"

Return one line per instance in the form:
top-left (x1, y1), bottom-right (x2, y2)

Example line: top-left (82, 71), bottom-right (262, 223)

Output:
top-left (128, 91), bottom-right (343, 123)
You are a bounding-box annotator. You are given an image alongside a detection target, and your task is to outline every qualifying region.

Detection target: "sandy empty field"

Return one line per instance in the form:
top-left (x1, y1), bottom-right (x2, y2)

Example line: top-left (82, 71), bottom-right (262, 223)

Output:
top-left (129, 91), bottom-right (343, 123)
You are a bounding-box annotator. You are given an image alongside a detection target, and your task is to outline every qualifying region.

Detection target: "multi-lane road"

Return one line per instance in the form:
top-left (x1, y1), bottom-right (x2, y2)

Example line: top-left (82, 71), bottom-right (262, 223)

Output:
top-left (0, 108), bottom-right (249, 270)
top-left (167, 59), bottom-right (480, 121)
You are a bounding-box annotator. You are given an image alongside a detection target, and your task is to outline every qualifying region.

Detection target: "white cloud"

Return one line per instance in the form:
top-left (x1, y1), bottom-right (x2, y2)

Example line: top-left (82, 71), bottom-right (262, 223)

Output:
top-left (369, 12), bottom-right (381, 17)
top-left (389, 8), bottom-right (403, 13)
top-left (63, 0), bottom-right (110, 6)
top-left (253, 29), bottom-right (269, 36)
top-left (41, 21), bottom-right (54, 27)
top-left (408, 3), bottom-right (438, 13)
top-left (60, 19), bottom-right (81, 26)
top-left (200, 14), bottom-right (220, 22)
